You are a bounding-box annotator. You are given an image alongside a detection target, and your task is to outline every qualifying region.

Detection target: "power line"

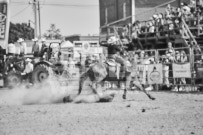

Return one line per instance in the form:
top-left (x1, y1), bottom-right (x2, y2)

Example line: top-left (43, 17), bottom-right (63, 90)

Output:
top-left (11, 2), bottom-right (98, 7)
top-left (11, 5), bottom-right (30, 18)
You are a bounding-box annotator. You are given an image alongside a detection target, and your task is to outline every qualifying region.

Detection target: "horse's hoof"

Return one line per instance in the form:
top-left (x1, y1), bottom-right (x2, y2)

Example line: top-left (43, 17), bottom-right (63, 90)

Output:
top-left (122, 94), bottom-right (126, 100)
top-left (63, 97), bottom-right (67, 103)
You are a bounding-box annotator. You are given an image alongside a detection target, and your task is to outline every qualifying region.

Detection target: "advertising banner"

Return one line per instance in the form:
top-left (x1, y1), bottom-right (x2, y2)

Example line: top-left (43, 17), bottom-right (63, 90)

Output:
top-left (131, 65), bottom-right (147, 84)
top-left (0, 0), bottom-right (9, 49)
top-left (147, 64), bottom-right (163, 84)
top-left (172, 63), bottom-right (191, 78)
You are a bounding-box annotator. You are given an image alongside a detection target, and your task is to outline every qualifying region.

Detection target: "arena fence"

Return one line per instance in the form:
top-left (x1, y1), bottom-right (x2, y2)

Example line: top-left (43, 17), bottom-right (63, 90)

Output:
top-left (128, 47), bottom-right (203, 92)
top-left (78, 47), bottom-right (203, 92)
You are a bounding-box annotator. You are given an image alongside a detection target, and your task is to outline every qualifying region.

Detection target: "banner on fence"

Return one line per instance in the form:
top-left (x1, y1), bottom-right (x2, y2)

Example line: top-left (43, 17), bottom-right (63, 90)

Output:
top-left (147, 64), bottom-right (163, 84)
top-left (197, 66), bottom-right (203, 78)
top-left (172, 63), bottom-right (191, 78)
top-left (131, 64), bottom-right (147, 84)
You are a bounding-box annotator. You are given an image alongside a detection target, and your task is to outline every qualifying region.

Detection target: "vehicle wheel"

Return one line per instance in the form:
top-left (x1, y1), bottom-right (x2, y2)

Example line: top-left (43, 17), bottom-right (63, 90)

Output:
top-left (7, 72), bottom-right (22, 89)
top-left (32, 64), bottom-right (50, 83)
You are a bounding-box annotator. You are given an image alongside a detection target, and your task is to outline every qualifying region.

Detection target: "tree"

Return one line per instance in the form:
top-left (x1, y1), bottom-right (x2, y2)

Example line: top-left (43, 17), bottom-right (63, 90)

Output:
top-left (43, 24), bottom-right (62, 40)
top-left (9, 22), bottom-right (34, 43)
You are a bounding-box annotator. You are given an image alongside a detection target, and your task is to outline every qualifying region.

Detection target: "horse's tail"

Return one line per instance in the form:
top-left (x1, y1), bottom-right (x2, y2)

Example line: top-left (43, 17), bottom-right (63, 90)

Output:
top-left (87, 63), bottom-right (107, 82)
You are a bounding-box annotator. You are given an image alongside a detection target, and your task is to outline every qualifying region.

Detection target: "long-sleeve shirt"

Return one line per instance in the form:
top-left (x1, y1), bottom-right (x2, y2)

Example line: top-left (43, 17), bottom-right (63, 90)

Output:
top-left (19, 42), bottom-right (27, 55)
top-left (24, 62), bottom-right (33, 74)
top-left (32, 42), bottom-right (39, 53)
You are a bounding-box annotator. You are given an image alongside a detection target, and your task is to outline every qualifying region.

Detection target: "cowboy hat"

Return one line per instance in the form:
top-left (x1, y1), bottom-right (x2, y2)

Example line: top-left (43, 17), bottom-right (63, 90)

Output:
top-left (32, 38), bottom-right (38, 42)
top-left (17, 38), bottom-right (24, 42)
top-left (107, 36), bottom-right (119, 44)
top-left (25, 58), bottom-right (32, 62)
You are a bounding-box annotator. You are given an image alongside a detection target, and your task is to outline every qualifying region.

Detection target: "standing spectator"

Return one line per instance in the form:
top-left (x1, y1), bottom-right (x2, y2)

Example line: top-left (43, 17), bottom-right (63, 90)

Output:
top-left (17, 38), bottom-right (27, 57)
top-left (32, 38), bottom-right (40, 57)
top-left (163, 52), bottom-right (170, 89)
top-left (166, 42), bottom-right (175, 56)
top-left (132, 22), bottom-right (143, 49)
top-left (7, 42), bottom-right (16, 57)
top-left (40, 38), bottom-right (47, 57)
top-left (158, 13), bottom-right (164, 33)
top-left (180, 50), bottom-right (188, 90)
top-left (21, 58), bottom-right (33, 83)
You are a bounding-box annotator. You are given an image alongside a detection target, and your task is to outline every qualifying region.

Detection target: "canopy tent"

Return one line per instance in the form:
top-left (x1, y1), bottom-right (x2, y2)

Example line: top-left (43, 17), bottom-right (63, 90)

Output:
top-left (60, 41), bottom-right (74, 48)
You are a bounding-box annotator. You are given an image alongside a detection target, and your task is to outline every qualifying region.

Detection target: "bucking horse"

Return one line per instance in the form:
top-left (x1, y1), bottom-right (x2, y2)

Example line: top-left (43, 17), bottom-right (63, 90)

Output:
top-left (63, 56), bottom-right (155, 103)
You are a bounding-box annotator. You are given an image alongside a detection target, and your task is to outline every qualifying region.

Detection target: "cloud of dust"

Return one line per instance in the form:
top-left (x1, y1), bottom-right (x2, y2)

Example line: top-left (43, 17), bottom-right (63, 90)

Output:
top-left (0, 74), bottom-right (79, 106)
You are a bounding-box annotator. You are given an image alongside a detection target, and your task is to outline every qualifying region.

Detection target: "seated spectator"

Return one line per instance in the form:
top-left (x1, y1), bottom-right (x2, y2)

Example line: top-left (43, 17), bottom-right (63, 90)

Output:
top-left (182, 3), bottom-right (191, 18)
top-left (148, 22), bottom-right (155, 36)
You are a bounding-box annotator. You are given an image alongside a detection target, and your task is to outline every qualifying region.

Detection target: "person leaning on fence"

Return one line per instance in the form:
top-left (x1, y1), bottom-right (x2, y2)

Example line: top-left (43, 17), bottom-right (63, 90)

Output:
top-left (17, 38), bottom-right (27, 57)
top-left (32, 38), bottom-right (40, 57)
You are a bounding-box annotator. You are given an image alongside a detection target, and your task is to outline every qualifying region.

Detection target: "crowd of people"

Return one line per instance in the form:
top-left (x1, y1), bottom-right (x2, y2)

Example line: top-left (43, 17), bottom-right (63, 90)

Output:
top-left (120, 0), bottom-right (203, 48)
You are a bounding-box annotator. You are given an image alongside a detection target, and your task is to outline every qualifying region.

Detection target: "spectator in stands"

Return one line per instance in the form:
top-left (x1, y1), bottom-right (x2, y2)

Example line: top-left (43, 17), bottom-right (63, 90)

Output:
top-left (176, 8), bottom-right (182, 19)
top-left (148, 22), bottom-right (155, 36)
top-left (152, 14), bottom-right (159, 27)
top-left (166, 42), bottom-right (175, 56)
top-left (17, 38), bottom-right (27, 57)
top-left (175, 51), bottom-right (181, 63)
top-left (189, 0), bottom-right (196, 13)
top-left (158, 13), bottom-right (164, 33)
top-left (32, 38), bottom-right (40, 57)
top-left (182, 3), bottom-right (191, 18)
top-left (138, 50), bottom-right (145, 64)
top-left (165, 4), bottom-right (172, 19)
top-left (180, 50), bottom-right (188, 63)
top-left (132, 21), bottom-right (142, 49)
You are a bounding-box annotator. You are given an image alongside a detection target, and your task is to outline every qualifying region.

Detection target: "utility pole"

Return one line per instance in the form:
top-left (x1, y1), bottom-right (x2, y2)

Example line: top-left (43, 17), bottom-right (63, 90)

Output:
top-left (131, 0), bottom-right (136, 24)
top-left (38, 1), bottom-right (41, 38)
top-left (32, 0), bottom-right (38, 38)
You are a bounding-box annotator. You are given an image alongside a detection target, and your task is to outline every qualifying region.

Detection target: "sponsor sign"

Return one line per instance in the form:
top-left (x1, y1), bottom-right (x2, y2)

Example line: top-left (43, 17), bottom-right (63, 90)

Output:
top-left (147, 64), bottom-right (163, 84)
top-left (132, 65), bottom-right (146, 84)
top-left (0, 2), bottom-right (7, 39)
top-left (172, 63), bottom-right (191, 78)
top-left (197, 67), bottom-right (203, 78)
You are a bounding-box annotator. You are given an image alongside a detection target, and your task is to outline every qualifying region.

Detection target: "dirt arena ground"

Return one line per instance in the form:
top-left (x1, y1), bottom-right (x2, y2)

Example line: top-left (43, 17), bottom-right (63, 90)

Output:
top-left (0, 90), bottom-right (203, 135)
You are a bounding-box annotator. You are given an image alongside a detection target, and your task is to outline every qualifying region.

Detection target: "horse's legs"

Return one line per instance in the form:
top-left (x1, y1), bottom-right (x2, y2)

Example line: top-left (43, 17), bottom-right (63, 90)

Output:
top-left (133, 81), bottom-right (156, 100)
top-left (90, 81), bottom-right (98, 94)
top-left (78, 72), bottom-right (89, 95)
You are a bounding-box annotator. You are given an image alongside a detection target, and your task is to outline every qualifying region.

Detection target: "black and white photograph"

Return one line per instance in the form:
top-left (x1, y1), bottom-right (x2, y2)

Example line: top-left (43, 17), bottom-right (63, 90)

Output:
top-left (0, 0), bottom-right (203, 134)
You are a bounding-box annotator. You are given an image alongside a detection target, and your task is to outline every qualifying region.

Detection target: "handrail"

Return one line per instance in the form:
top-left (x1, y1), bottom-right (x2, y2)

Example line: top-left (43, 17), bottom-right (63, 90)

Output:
top-left (182, 18), bottom-right (198, 45)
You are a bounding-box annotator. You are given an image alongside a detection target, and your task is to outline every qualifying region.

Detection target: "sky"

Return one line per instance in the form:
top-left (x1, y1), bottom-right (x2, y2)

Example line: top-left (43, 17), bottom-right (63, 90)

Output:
top-left (10, 0), bottom-right (100, 36)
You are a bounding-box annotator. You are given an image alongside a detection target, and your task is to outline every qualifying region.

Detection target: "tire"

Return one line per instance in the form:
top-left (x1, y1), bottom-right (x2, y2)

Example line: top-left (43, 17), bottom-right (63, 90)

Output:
top-left (7, 72), bottom-right (22, 89)
top-left (32, 64), bottom-right (50, 84)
